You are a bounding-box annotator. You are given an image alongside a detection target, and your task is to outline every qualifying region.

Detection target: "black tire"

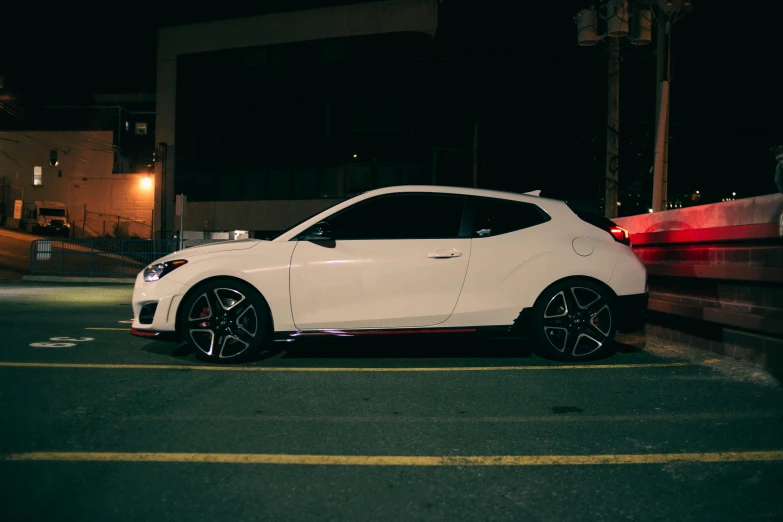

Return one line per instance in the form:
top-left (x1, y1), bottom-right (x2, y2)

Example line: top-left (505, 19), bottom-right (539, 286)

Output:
top-left (177, 278), bottom-right (270, 363)
top-left (532, 279), bottom-right (617, 361)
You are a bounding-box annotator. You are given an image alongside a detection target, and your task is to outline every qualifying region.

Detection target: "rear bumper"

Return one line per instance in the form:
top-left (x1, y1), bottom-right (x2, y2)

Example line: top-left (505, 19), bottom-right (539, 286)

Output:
top-left (615, 292), bottom-right (648, 333)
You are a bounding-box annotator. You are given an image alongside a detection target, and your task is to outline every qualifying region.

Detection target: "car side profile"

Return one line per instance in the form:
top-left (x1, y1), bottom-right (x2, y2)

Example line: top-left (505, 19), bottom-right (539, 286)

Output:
top-left (131, 186), bottom-right (647, 361)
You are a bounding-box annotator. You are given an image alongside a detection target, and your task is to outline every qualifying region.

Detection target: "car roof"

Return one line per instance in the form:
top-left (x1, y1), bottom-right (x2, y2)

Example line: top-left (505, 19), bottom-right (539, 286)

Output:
top-left (273, 185), bottom-right (573, 241)
top-left (358, 185), bottom-right (566, 210)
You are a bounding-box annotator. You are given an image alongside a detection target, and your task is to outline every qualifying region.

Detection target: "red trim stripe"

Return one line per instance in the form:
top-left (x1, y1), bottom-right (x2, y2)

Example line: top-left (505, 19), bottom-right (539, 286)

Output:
top-left (294, 328), bottom-right (476, 337)
top-left (130, 328), bottom-right (161, 338)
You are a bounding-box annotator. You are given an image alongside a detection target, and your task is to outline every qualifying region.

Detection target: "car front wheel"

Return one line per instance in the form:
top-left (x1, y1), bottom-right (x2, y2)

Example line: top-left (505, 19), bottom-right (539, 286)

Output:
top-left (532, 280), bottom-right (616, 361)
top-left (178, 279), bottom-right (269, 362)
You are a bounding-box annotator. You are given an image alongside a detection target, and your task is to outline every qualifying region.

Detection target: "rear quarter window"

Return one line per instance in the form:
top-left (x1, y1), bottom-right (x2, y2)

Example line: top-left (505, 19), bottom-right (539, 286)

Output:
top-left (565, 200), bottom-right (619, 230)
top-left (468, 197), bottom-right (551, 238)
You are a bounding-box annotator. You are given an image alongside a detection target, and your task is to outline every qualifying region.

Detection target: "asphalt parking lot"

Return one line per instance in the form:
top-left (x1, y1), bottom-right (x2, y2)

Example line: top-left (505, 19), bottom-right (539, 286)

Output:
top-left (1, 283), bottom-right (782, 521)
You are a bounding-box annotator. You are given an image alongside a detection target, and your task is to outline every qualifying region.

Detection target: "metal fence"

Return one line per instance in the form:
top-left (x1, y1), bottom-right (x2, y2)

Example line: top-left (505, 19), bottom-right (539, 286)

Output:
top-left (28, 238), bottom-right (231, 278)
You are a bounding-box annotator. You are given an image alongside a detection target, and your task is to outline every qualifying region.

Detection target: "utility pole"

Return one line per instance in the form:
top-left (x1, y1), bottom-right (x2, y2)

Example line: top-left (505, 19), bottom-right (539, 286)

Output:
top-left (651, 0), bottom-right (692, 211)
top-left (605, 37), bottom-right (620, 218)
top-left (652, 3), bottom-right (671, 211)
top-left (575, 1), bottom-right (651, 219)
top-left (178, 193), bottom-right (185, 250)
top-left (652, 80), bottom-right (669, 212)
top-left (158, 142), bottom-right (167, 239)
top-left (662, 26), bottom-right (671, 207)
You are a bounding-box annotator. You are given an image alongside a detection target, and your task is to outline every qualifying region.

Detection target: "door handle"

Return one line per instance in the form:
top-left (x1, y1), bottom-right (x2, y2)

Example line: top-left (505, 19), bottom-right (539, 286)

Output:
top-left (427, 249), bottom-right (463, 259)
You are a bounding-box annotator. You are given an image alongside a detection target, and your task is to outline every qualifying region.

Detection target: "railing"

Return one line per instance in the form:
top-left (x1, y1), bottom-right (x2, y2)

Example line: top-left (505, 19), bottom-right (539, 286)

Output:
top-left (28, 238), bottom-right (229, 278)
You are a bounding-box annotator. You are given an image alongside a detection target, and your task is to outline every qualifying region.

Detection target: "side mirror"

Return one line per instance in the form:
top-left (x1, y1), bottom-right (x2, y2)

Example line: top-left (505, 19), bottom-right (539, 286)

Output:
top-left (300, 221), bottom-right (333, 241)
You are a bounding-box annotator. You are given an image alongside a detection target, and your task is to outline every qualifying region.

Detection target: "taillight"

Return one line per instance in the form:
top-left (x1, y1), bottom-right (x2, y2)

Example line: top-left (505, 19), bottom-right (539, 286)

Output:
top-left (609, 226), bottom-right (630, 246)
top-left (568, 207), bottom-right (632, 246)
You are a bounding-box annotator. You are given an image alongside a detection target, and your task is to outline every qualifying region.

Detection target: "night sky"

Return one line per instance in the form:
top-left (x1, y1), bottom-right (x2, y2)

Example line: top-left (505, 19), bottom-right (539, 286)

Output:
top-left (2, 1), bottom-right (781, 212)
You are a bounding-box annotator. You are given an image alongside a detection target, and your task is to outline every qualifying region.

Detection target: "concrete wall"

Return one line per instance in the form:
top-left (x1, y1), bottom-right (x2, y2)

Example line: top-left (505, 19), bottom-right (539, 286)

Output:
top-left (615, 195), bottom-right (783, 372)
top-left (614, 194), bottom-right (783, 235)
top-left (183, 198), bottom-right (343, 232)
top-left (155, 0), bottom-right (438, 238)
top-left (0, 132), bottom-right (155, 237)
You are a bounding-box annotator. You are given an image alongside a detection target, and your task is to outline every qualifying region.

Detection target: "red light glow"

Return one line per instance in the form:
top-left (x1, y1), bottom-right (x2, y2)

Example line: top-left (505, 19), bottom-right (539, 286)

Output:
top-left (609, 226), bottom-right (630, 244)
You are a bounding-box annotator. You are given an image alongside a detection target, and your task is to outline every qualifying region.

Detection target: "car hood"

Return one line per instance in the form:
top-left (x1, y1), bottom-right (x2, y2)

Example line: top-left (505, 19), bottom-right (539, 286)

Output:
top-left (158, 239), bottom-right (263, 262)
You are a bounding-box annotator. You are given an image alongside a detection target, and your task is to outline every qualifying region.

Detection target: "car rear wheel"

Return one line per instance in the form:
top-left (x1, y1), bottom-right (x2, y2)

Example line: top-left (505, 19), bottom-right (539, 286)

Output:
top-left (178, 279), bottom-right (270, 362)
top-left (532, 279), bottom-right (616, 361)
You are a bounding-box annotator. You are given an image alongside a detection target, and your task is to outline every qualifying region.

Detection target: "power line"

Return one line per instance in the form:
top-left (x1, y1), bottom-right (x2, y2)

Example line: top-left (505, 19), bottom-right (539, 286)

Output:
top-left (0, 101), bottom-right (117, 152)
top-left (5, 101), bottom-right (117, 149)
top-left (0, 106), bottom-right (117, 155)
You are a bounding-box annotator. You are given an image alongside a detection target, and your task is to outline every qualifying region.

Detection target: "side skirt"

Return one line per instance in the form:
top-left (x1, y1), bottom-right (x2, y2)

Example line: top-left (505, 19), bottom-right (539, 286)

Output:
top-left (272, 325), bottom-right (521, 340)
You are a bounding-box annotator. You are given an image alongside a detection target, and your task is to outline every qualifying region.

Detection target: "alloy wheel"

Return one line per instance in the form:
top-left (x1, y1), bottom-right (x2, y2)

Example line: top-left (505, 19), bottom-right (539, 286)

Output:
top-left (541, 286), bottom-right (612, 357)
top-left (187, 288), bottom-right (259, 359)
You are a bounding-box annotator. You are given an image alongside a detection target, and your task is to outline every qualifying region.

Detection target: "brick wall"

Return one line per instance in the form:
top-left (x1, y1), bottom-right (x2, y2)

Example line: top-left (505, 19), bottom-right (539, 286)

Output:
top-left (615, 195), bottom-right (783, 372)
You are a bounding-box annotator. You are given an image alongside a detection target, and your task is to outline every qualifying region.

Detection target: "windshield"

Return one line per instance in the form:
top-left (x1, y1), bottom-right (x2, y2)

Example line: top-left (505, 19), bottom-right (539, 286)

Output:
top-left (40, 208), bottom-right (66, 217)
top-left (268, 197), bottom-right (354, 240)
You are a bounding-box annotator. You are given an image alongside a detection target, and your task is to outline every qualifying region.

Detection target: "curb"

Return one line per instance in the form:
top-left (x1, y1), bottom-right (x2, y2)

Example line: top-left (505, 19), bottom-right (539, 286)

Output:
top-left (22, 275), bottom-right (136, 284)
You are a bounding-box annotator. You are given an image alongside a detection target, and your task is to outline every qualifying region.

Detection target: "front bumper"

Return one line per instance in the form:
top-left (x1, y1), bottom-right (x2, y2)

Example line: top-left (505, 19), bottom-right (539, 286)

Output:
top-left (615, 292), bottom-right (648, 333)
top-left (131, 272), bottom-right (190, 334)
top-left (130, 328), bottom-right (180, 341)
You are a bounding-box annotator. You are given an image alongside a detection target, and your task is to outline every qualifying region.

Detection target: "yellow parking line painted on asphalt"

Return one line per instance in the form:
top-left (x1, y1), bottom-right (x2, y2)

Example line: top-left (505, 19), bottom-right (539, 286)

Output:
top-left (85, 328), bottom-right (131, 331)
top-left (124, 412), bottom-right (779, 424)
top-left (0, 362), bottom-right (691, 372)
top-left (3, 451), bottom-right (783, 466)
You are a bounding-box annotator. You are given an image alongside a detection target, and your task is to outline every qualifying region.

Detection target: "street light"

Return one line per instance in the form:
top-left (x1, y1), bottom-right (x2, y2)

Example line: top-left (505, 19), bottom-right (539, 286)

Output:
top-left (140, 176), bottom-right (153, 190)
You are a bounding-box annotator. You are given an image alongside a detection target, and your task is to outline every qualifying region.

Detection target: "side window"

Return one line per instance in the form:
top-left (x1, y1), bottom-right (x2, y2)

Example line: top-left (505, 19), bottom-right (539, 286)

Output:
top-left (470, 197), bottom-right (550, 238)
top-left (327, 194), bottom-right (466, 240)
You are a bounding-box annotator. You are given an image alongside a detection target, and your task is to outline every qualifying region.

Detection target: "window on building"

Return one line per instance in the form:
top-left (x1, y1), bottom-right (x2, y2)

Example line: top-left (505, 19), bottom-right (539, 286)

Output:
top-left (294, 168), bottom-right (318, 199)
top-left (375, 165), bottom-right (400, 188)
top-left (243, 171), bottom-right (267, 199)
top-left (33, 166), bottom-right (42, 186)
top-left (135, 122), bottom-right (148, 135)
top-left (468, 197), bottom-right (551, 238)
top-left (346, 166), bottom-right (372, 196)
top-left (318, 167), bottom-right (342, 198)
top-left (267, 169), bottom-right (292, 199)
top-left (326, 193), bottom-right (466, 240)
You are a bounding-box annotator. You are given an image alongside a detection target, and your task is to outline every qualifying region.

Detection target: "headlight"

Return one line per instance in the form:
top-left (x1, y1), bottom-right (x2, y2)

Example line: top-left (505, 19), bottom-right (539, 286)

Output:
top-left (143, 260), bottom-right (187, 282)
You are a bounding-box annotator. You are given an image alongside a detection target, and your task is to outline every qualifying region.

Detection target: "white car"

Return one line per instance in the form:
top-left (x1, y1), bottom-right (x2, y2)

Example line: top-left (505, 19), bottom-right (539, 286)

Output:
top-left (131, 186), bottom-right (647, 362)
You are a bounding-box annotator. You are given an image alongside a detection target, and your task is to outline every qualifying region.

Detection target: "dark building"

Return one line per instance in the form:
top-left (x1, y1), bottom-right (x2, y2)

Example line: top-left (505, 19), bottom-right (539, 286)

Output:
top-left (155, 0), bottom-right (605, 237)
top-left (0, 90), bottom-right (156, 177)
top-left (46, 94), bottom-right (156, 175)
top-left (174, 32), bottom-right (444, 203)
top-left (93, 94), bottom-right (157, 175)
top-left (156, 0), bottom-right (443, 236)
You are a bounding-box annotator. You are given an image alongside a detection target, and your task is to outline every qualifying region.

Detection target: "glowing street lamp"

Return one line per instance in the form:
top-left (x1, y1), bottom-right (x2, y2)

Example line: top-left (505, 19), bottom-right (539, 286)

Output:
top-left (140, 176), bottom-right (153, 190)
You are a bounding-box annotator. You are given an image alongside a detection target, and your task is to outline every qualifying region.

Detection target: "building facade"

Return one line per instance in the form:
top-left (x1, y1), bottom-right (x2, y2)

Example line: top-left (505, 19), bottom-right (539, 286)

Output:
top-left (45, 94), bottom-right (157, 176)
top-left (155, 0), bottom-right (440, 238)
top-left (0, 131), bottom-right (155, 237)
